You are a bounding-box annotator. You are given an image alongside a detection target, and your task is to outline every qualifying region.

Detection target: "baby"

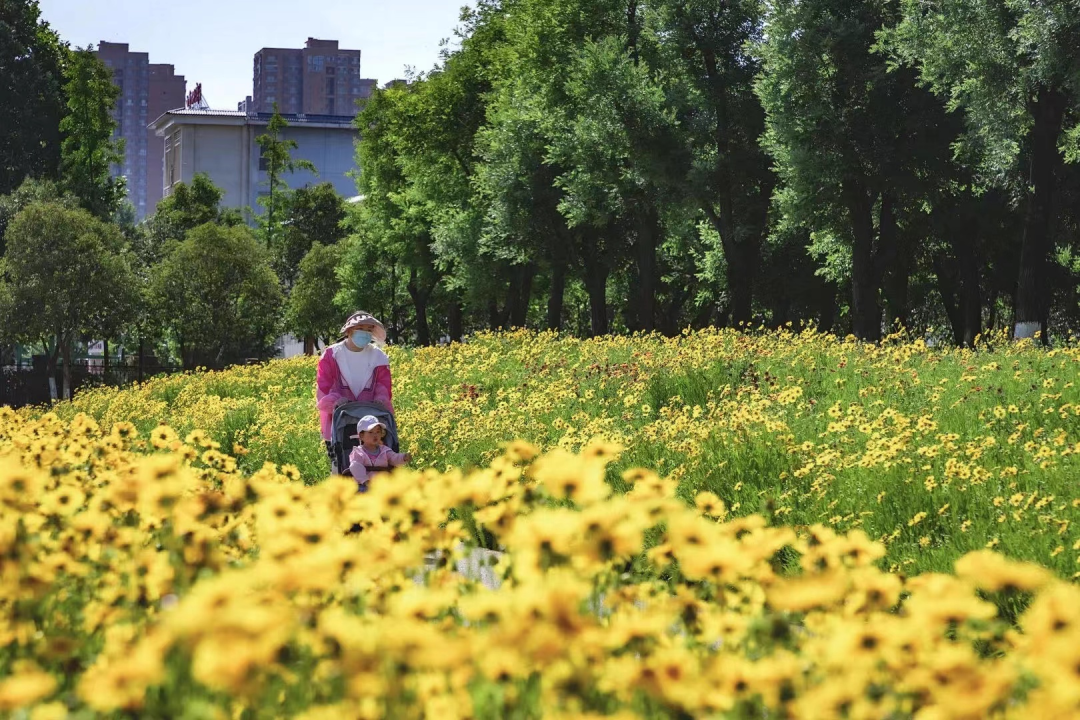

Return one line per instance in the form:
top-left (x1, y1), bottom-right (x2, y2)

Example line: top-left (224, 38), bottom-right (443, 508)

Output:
top-left (348, 415), bottom-right (411, 491)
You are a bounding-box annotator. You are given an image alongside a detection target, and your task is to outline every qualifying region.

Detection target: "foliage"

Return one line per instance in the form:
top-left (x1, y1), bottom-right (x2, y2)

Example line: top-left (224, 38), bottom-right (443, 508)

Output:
top-left (0, 201), bottom-right (137, 398)
top-left (277, 182), bottom-right (347, 289)
top-left (149, 223), bottom-right (283, 370)
top-left (885, 0), bottom-right (1080, 338)
top-left (140, 173), bottom-right (244, 266)
top-left (0, 177), bottom-right (78, 254)
top-left (284, 242), bottom-right (346, 347)
top-left (59, 47), bottom-right (125, 220)
top-left (255, 105), bottom-right (316, 251)
top-left (0, 0), bottom-right (67, 196)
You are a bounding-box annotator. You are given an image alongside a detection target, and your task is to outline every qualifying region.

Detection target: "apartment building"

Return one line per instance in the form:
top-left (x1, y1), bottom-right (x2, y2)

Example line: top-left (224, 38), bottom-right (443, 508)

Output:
top-left (95, 42), bottom-right (186, 218)
top-left (252, 38), bottom-right (376, 117)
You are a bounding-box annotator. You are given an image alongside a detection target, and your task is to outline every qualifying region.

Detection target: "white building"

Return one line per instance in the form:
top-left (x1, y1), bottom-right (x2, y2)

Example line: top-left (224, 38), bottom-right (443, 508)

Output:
top-left (150, 109), bottom-right (358, 361)
top-left (149, 109), bottom-right (358, 211)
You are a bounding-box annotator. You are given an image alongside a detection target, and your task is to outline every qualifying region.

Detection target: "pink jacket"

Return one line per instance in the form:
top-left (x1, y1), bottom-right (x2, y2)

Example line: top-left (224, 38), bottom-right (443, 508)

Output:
top-left (349, 445), bottom-right (409, 485)
top-left (315, 344), bottom-right (394, 441)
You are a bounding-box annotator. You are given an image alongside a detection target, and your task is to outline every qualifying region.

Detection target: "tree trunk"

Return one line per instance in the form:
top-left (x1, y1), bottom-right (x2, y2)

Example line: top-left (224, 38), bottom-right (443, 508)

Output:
top-left (726, 241), bottom-right (755, 328)
top-left (304, 336), bottom-right (316, 355)
top-left (771, 296), bottom-right (790, 329)
top-left (988, 286), bottom-right (999, 333)
top-left (103, 339), bottom-right (109, 379)
top-left (954, 233), bottom-right (983, 348)
top-left (488, 295), bottom-right (502, 330)
top-left (509, 262), bottom-right (535, 328)
top-left (933, 253), bottom-right (964, 346)
top-left (661, 284), bottom-right (692, 336)
top-left (704, 206), bottom-right (757, 328)
top-left (878, 194), bottom-right (909, 332)
top-left (692, 301), bottom-right (715, 330)
top-left (818, 283), bottom-right (837, 335)
top-left (390, 261), bottom-right (399, 343)
top-left (547, 256), bottom-right (567, 331)
top-left (407, 268), bottom-right (432, 346)
top-left (45, 339), bottom-right (60, 402)
top-left (635, 207), bottom-right (659, 333)
top-left (448, 300), bottom-right (464, 342)
top-left (582, 253), bottom-right (609, 337)
top-left (61, 336), bottom-right (72, 401)
top-left (845, 184), bottom-right (881, 341)
top-left (1015, 86), bottom-right (1067, 342)
top-left (138, 334), bottom-right (145, 383)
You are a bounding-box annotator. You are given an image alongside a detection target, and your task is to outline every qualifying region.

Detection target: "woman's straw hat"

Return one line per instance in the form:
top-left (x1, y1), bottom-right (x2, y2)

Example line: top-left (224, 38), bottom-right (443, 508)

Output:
top-left (340, 311), bottom-right (387, 344)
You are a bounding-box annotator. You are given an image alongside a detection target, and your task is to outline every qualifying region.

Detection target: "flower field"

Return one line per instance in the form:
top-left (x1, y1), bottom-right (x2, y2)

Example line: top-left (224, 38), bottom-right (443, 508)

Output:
top-left (3, 328), bottom-right (1080, 718)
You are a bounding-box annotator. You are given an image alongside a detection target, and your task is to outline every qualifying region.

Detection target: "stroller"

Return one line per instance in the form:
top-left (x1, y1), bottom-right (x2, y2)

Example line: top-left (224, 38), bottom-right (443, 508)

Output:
top-left (328, 401), bottom-right (401, 477)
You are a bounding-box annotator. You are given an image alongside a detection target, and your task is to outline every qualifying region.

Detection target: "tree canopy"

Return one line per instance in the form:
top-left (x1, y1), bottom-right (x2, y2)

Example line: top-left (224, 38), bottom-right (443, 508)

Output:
top-left (149, 223), bottom-right (283, 370)
top-left (338, 0), bottom-right (1080, 344)
top-left (60, 47), bottom-right (126, 220)
top-left (0, 0), bottom-right (67, 196)
top-left (0, 201), bottom-right (137, 398)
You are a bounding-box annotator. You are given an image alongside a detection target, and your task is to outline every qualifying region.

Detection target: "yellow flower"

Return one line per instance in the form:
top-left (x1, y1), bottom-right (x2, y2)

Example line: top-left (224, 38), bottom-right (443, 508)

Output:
top-left (694, 491), bottom-right (727, 518)
top-left (150, 424), bottom-right (179, 449)
top-left (955, 550), bottom-right (1052, 593)
top-left (0, 669), bottom-right (57, 710)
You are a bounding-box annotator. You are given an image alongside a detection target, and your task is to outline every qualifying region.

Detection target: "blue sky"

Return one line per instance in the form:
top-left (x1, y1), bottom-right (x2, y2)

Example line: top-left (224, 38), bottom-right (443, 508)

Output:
top-left (37, 0), bottom-right (470, 109)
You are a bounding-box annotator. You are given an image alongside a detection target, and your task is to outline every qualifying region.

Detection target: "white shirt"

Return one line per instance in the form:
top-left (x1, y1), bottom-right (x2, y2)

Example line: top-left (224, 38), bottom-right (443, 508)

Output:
top-left (333, 342), bottom-right (389, 397)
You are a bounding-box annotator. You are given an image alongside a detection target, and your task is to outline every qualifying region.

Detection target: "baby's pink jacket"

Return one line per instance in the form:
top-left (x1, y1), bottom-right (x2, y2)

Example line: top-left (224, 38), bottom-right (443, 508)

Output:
top-left (349, 445), bottom-right (409, 485)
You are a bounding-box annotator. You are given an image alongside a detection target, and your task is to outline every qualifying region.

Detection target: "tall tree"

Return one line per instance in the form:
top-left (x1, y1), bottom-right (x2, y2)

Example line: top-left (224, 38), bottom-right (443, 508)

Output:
top-left (353, 83), bottom-right (447, 345)
top-left (149, 223), bottom-right (283, 369)
top-left (887, 0), bottom-right (1080, 340)
top-left (476, 76), bottom-right (574, 331)
top-left (546, 34), bottom-right (686, 333)
top-left (141, 173), bottom-right (243, 265)
top-left (0, 202), bottom-right (137, 399)
top-left (654, 0), bottom-right (774, 326)
top-left (278, 182), bottom-right (347, 289)
top-left (60, 47), bottom-right (125, 220)
top-left (0, 177), bottom-right (78, 254)
top-left (285, 242), bottom-right (346, 351)
top-left (0, 0), bottom-right (67, 195)
top-left (255, 105), bottom-right (316, 251)
top-left (757, 0), bottom-right (954, 341)
top-left (491, 0), bottom-right (670, 335)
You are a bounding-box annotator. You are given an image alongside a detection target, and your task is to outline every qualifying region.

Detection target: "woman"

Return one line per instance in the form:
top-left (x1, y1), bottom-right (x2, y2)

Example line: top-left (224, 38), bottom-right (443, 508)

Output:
top-left (316, 311), bottom-right (394, 470)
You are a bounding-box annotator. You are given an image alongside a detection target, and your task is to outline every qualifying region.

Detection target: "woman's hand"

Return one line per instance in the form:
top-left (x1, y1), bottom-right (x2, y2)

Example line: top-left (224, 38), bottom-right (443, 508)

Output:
top-left (403, 453), bottom-right (413, 464)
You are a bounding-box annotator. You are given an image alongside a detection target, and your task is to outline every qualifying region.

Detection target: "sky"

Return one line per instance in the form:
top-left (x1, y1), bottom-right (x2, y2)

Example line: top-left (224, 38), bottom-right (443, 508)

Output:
top-left (37, 0), bottom-right (470, 109)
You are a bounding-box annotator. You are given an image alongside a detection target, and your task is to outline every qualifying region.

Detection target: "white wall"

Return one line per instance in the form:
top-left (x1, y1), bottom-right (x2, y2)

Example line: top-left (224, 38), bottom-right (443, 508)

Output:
top-left (191, 124), bottom-right (249, 208)
top-left (246, 124), bottom-right (358, 210)
top-left (162, 116), bottom-right (358, 217)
